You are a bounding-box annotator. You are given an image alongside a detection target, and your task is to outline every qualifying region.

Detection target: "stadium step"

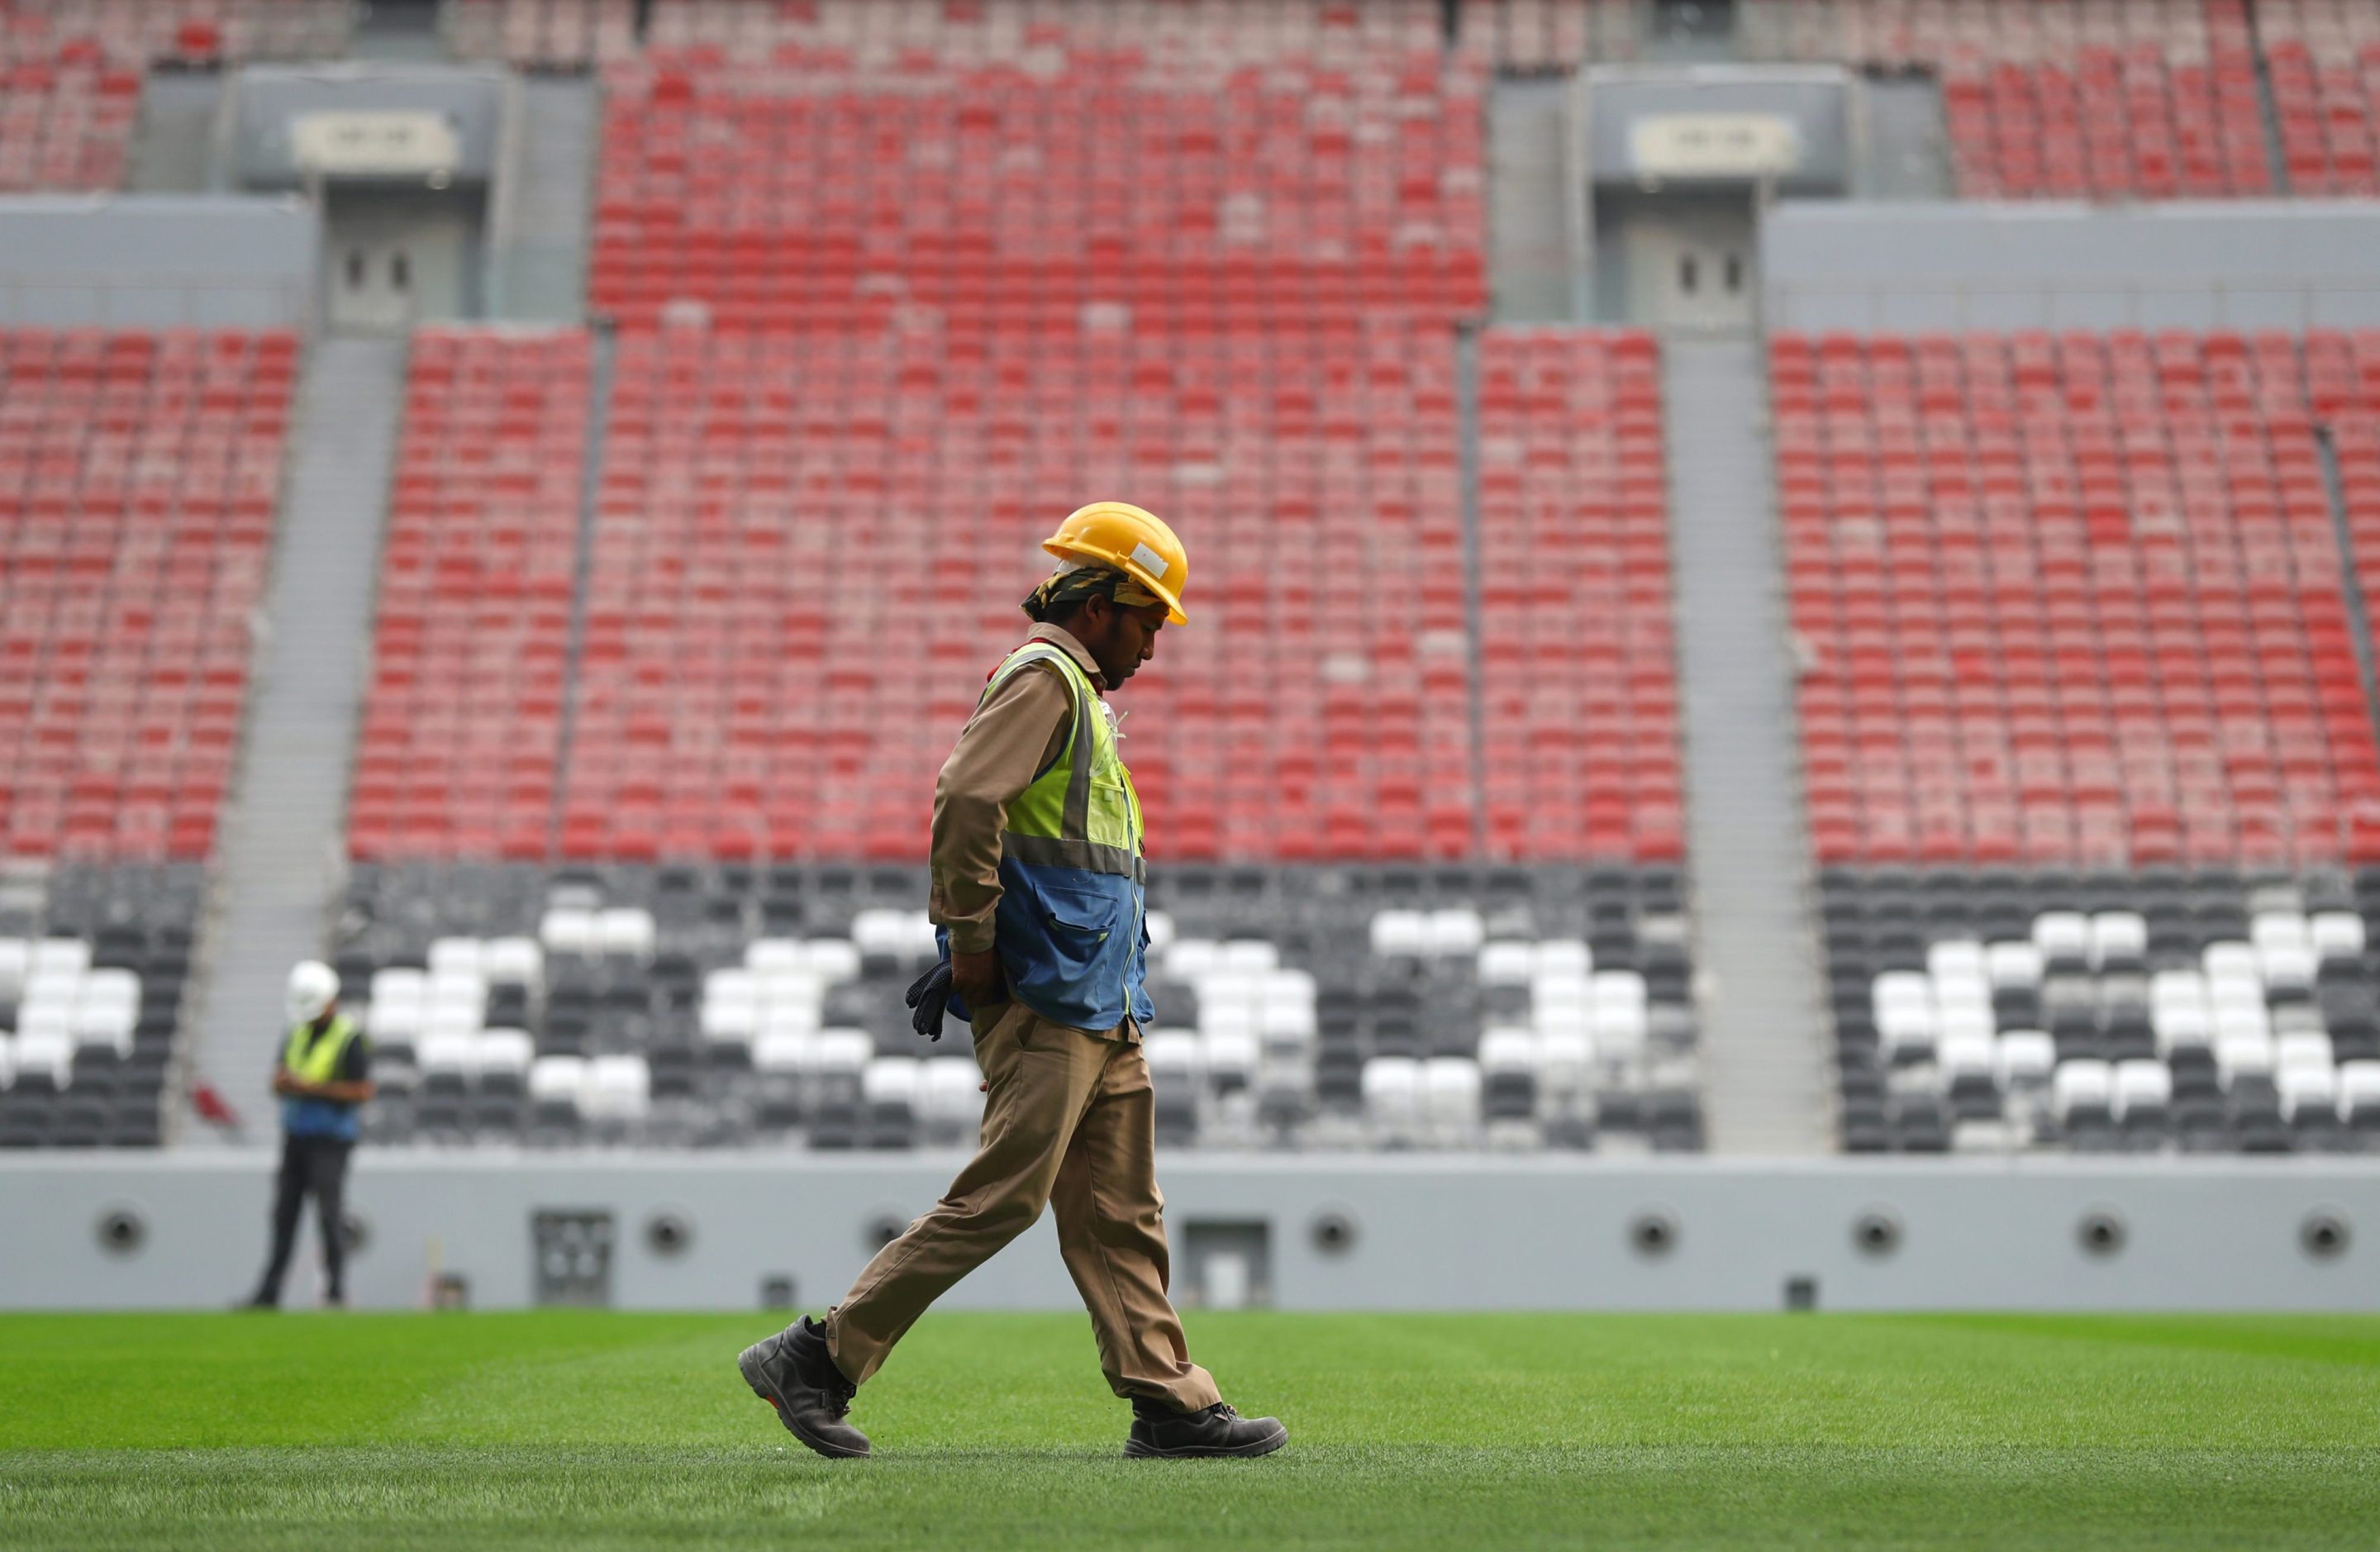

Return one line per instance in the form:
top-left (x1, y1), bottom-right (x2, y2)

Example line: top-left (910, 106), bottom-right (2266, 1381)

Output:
top-left (1485, 75), bottom-right (1577, 324)
top-left (188, 336), bottom-right (410, 1138)
top-left (1664, 336), bottom-right (1832, 1155)
top-left (491, 76), bottom-right (598, 322)
top-left (126, 71), bottom-right (222, 193)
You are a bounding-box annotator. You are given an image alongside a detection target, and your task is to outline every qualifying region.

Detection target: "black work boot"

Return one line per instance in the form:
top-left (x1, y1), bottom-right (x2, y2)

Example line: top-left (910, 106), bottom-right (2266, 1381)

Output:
top-left (738, 1316), bottom-right (870, 1459)
top-left (1125, 1397), bottom-right (1288, 1459)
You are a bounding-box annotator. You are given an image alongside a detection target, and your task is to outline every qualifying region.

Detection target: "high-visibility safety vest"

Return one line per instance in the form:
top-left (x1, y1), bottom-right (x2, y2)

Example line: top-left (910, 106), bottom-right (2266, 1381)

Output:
top-left (283, 1016), bottom-right (359, 1085)
top-left (948, 641), bottom-right (1154, 1035)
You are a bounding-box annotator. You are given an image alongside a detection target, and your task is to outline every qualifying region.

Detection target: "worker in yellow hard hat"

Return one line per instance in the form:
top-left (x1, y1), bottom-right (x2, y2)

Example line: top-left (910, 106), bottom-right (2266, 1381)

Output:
top-left (735, 502), bottom-right (1287, 1463)
top-left (1037, 499), bottom-right (1191, 626)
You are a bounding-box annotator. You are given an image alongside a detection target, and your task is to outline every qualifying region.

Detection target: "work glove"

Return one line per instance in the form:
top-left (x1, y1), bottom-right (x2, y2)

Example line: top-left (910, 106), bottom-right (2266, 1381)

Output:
top-left (905, 959), bottom-right (953, 1042)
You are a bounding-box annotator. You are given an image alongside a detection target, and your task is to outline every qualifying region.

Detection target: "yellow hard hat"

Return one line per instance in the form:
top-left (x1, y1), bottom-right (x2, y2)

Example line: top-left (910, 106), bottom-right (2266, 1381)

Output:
top-left (1042, 501), bottom-right (1189, 625)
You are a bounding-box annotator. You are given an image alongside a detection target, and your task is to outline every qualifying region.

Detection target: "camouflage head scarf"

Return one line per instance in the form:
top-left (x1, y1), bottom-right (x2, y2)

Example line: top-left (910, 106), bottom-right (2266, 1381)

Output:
top-left (1021, 562), bottom-right (1164, 622)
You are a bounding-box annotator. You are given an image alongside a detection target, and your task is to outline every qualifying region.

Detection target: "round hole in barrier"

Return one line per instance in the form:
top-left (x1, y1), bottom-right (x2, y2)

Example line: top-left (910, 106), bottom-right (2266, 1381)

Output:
top-left (645, 1212), bottom-right (692, 1257)
top-left (1629, 1210), bottom-right (1678, 1258)
top-left (2301, 1211), bottom-right (2349, 1260)
top-left (2077, 1208), bottom-right (2126, 1257)
top-left (94, 1207), bottom-right (145, 1256)
top-left (1310, 1209), bottom-right (1358, 1254)
top-left (1852, 1208), bottom-right (1902, 1257)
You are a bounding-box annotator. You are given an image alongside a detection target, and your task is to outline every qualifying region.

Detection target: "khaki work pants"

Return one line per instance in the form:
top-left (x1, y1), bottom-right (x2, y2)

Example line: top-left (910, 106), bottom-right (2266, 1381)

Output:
top-left (825, 998), bottom-right (1221, 1413)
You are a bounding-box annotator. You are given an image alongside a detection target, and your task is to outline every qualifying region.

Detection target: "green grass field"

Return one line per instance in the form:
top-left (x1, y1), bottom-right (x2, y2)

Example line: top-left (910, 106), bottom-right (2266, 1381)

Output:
top-left (2, 1312), bottom-right (2376, 1550)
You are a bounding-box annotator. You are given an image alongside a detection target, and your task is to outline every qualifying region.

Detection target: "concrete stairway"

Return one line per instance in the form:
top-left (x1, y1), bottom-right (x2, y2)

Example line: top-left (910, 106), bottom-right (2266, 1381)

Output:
top-left (1486, 77), bottom-right (1578, 324)
top-left (186, 337), bottom-right (407, 1133)
top-left (128, 74), bottom-right (223, 194)
top-left (1664, 336), bottom-right (1833, 1155)
top-left (493, 78), bottom-right (597, 321)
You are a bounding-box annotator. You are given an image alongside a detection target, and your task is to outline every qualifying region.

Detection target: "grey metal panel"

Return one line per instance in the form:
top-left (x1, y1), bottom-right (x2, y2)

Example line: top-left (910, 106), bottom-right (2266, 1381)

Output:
top-left (1582, 65), bottom-right (1851, 195)
top-left (1763, 200), bottom-right (2380, 332)
top-left (4, 1152), bottom-right (2373, 1312)
top-left (231, 64), bottom-right (509, 188)
top-left (0, 195), bottom-right (317, 328)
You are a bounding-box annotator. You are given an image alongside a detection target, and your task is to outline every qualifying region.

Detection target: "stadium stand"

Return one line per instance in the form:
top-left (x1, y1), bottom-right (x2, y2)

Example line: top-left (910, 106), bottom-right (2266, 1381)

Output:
top-left (0, 863), bottom-right (201, 1148)
top-left (336, 860), bottom-right (1699, 1152)
top-left (1778, 328), bottom-right (2378, 871)
top-left (0, 326), bottom-right (296, 863)
top-left (1454, 0), bottom-right (1641, 71)
top-left (2260, 0), bottom-right (2380, 194)
top-left (442, 0), bottom-right (637, 69)
top-left (1824, 869), bottom-right (2380, 1153)
top-left (586, 0), bottom-right (1485, 330)
top-left (349, 328), bottom-right (589, 864)
top-left (558, 318), bottom-right (1478, 866)
top-left (1740, 0), bottom-right (2272, 198)
top-left (1475, 328), bottom-right (1682, 864)
top-left (0, 0), bottom-right (351, 193)
top-left (1786, 326), bottom-right (2380, 1153)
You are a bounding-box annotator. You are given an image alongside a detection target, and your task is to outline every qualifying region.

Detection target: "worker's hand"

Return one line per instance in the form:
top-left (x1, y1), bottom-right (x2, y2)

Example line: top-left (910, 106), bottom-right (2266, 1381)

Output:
top-left (270, 1069), bottom-right (300, 1097)
top-left (950, 948), bottom-right (1007, 1012)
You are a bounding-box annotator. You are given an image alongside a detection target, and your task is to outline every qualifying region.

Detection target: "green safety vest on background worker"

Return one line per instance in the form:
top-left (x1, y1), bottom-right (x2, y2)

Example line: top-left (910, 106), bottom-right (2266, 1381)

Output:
top-left (280, 1015), bottom-right (364, 1140)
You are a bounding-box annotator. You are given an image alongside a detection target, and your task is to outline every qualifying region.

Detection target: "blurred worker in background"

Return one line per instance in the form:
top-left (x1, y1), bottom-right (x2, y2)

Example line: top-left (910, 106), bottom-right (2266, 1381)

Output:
top-left (738, 502), bottom-right (1285, 1461)
top-left (240, 959), bottom-right (373, 1310)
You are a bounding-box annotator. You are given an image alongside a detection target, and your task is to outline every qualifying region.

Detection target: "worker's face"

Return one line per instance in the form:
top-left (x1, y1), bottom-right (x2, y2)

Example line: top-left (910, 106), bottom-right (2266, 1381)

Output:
top-left (1080, 597), bottom-right (1168, 688)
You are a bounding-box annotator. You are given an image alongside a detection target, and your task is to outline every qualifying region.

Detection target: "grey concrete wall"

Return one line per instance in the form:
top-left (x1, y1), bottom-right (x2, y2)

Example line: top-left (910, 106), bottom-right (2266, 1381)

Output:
top-left (1764, 200), bottom-right (2380, 332)
top-left (0, 195), bottom-right (318, 328)
top-left (3, 1153), bottom-right (2373, 1312)
top-left (231, 64), bottom-right (510, 188)
top-left (1582, 66), bottom-right (1850, 196)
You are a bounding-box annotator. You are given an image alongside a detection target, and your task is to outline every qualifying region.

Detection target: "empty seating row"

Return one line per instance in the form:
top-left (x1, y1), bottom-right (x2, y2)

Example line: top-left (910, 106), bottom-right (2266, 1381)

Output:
top-left (1741, 0), bottom-right (2271, 199)
top-left (350, 328), bottom-right (589, 863)
top-left (335, 861), bottom-right (1700, 1151)
top-left (0, 861), bottom-right (199, 1148)
top-left (1824, 865), bottom-right (2380, 1152)
top-left (1475, 329), bottom-right (1681, 862)
top-left (0, 328), bottom-right (295, 860)
top-left (1777, 329), bottom-right (2380, 869)
top-left (556, 319), bottom-right (1479, 864)
top-left (0, 0), bottom-right (350, 66)
top-left (2256, 0), bottom-right (2380, 195)
top-left (2310, 335), bottom-right (2380, 682)
top-left (442, 0), bottom-right (635, 68)
top-left (0, 0), bottom-right (350, 192)
top-left (1453, 0), bottom-right (1640, 71)
top-left (643, 0), bottom-right (1448, 60)
top-left (588, 0), bottom-right (1486, 329)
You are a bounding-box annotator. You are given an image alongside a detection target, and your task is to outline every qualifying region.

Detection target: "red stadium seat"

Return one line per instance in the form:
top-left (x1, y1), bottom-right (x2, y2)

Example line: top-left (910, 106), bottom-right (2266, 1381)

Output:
top-left (1779, 327), bottom-right (2380, 869)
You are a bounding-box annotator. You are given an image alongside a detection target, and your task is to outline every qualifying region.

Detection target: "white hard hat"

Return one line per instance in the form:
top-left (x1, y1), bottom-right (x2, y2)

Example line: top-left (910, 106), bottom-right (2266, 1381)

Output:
top-left (285, 960), bottom-right (339, 1025)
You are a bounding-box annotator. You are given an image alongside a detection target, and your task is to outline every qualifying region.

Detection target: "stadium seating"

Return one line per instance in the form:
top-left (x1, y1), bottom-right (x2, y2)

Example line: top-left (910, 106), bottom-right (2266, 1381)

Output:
top-left (0, 327), bottom-right (295, 862)
top-left (442, 0), bottom-right (636, 69)
top-left (1454, 0), bottom-right (1640, 70)
top-left (337, 861), bottom-right (1700, 1152)
top-left (0, 0), bottom-right (351, 193)
top-left (349, 329), bottom-right (589, 863)
top-left (2259, 0), bottom-right (2380, 194)
top-left (1823, 867), bottom-right (2380, 1154)
top-left (587, 0), bottom-right (1486, 330)
top-left (557, 317), bottom-right (1478, 864)
top-left (1475, 328), bottom-right (1682, 863)
top-left (1776, 329), bottom-right (2379, 871)
top-left (2311, 331), bottom-right (2380, 662)
top-left (0, 862), bottom-right (202, 1148)
top-left (1741, 0), bottom-right (2272, 199)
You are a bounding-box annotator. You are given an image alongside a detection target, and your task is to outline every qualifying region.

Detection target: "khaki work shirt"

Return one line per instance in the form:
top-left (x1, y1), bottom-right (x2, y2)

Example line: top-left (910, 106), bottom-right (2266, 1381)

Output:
top-left (928, 623), bottom-right (1136, 1043)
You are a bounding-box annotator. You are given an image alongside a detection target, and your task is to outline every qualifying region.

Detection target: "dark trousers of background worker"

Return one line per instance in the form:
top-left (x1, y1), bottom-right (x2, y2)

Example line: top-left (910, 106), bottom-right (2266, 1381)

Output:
top-left (253, 1133), bottom-right (353, 1304)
